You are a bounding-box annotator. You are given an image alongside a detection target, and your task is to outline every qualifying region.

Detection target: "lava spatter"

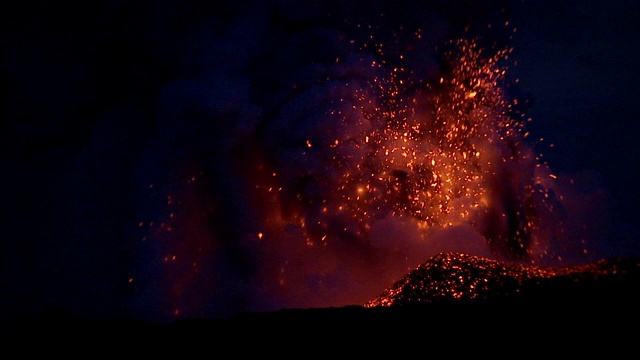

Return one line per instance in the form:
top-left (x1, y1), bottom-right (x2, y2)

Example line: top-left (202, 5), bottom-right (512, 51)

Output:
top-left (255, 36), bottom-right (562, 262)
top-left (134, 26), bottom-right (579, 320)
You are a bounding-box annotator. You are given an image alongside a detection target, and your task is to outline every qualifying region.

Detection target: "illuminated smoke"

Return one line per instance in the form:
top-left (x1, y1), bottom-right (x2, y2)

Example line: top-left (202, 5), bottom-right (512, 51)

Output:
top-left (127, 5), bottom-right (637, 322)
top-left (247, 35), bottom-right (561, 311)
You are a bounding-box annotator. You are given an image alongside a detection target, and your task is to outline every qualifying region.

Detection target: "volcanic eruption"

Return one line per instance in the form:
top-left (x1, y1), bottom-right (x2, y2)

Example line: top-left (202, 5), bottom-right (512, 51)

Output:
top-left (124, 10), bottom-right (634, 322)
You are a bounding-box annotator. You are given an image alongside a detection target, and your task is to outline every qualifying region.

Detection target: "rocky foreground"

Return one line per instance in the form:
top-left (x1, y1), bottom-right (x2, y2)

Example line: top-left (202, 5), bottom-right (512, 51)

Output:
top-left (4, 252), bottom-right (640, 355)
top-left (365, 252), bottom-right (640, 307)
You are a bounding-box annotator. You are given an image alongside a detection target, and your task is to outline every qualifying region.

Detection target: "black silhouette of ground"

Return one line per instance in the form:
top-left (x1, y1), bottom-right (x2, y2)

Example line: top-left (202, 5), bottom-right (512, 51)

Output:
top-left (3, 252), bottom-right (639, 355)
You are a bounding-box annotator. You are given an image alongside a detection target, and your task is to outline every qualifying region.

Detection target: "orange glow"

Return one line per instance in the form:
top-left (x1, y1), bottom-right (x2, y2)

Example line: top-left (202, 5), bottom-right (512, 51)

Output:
top-left (245, 36), bottom-right (552, 262)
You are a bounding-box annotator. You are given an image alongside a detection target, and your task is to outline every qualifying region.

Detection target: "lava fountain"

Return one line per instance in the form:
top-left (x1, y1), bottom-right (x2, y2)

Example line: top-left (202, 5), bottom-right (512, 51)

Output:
top-left (130, 23), bottom-right (622, 322)
top-left (246, 35), bottom-right (570, 312)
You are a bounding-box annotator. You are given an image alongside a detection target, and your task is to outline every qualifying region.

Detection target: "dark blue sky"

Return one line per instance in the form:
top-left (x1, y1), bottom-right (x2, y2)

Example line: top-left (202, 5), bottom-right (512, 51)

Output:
top-left (2, 0), bottom-right (639, 323)
top-left (510, 1), bottom-right (640, 224)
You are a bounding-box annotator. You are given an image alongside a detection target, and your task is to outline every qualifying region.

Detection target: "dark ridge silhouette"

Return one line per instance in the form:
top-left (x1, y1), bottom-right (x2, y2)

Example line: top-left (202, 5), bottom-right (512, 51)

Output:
top-left (4, 252), bottom-right (639, 355)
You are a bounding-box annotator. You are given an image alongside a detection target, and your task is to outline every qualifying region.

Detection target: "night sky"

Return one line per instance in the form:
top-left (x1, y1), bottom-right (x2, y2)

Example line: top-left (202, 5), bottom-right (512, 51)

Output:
top-left (2, 0), bottom-right (640, 324)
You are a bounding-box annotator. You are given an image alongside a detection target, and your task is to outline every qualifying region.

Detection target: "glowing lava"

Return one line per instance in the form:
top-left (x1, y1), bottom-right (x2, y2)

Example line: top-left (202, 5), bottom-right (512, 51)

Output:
top-left (132, 28), bottom-right (590, 320)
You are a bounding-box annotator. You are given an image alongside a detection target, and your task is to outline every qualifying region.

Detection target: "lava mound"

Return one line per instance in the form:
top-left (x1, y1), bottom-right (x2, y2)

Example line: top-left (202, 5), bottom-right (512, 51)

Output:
top-left (366, 251), bottom-right (640, 308)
